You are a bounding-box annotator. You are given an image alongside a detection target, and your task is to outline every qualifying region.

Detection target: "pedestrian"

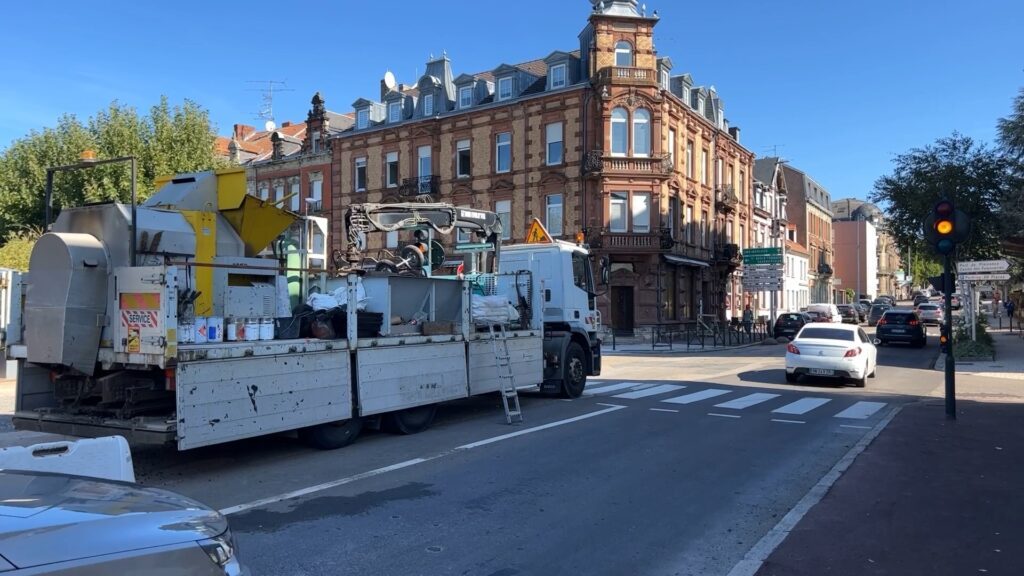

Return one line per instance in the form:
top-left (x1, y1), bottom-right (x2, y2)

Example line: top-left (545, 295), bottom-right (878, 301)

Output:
top-left (742, 304), bottom-right (754, 335)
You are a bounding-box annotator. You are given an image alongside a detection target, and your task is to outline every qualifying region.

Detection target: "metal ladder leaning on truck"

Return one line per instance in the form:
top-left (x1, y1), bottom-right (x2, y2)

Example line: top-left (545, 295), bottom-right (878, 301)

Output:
top-left (9, 170), bottom-right (600, 451)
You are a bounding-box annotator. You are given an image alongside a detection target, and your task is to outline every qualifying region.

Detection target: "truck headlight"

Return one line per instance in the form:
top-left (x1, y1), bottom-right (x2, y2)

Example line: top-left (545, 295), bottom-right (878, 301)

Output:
top-left (199, 528), bottom-right (242, 574)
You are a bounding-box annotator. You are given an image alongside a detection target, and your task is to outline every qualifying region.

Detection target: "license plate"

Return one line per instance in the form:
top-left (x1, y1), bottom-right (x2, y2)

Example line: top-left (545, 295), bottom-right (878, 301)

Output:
top-left (892, 329), bottom-right (905, 333)
top-left (810, 368), bottom-right (834, 376)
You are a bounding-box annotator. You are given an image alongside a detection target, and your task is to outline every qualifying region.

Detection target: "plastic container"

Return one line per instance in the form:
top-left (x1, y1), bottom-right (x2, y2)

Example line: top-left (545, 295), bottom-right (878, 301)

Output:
top-left (259, 318), bottom-right (275, 341)
top-left (207, 316), bottom-right (224, 343)
top-left (194, 316), bottom-right (208, 344)
top-left (225, 318), bottom-right (238, 342)
top-left (243, 318), bottom-right (259, 341)
top-left (179, 322), bottom-right (195, 344)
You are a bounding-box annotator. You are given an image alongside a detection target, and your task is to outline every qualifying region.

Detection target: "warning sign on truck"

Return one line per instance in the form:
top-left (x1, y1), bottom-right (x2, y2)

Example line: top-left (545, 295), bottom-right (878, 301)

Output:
top-left (121, 310), bottom-right (159, 328)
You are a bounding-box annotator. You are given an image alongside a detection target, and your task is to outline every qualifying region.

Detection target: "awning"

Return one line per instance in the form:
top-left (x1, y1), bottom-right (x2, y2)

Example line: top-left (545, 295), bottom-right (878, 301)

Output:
top-left (663, 254), bottom-right (710, 268)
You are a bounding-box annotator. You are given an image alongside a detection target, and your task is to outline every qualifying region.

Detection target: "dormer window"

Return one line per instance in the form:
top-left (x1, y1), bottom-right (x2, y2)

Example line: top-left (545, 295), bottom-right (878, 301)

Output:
top-left (459, 86), bottom-right (473, 109)
top-left (615, 41), bottom-right (633, 67)
top-left (660, 70), bottom-right (670, 90)
top-left (356, 109), bottom-right (369, 130)
top-left (498, 77), bottom-right (513, 101)
top-left (311, 131), bottom-right (321, 153)
top-left (388, 101), bottom-right (402, 123)
top-left (423, 94), bottom-right (434, 116)
top-left (550, 64), bottom-right (567, 89)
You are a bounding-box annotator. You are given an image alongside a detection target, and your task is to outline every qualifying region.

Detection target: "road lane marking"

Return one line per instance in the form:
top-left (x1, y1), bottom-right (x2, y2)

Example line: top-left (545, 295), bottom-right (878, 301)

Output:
top-left (662, 389), bottom-right (731, 405)
top-left (708, 412), bottom-right (741, 419)
top-left (649, 408), bottom-right (679, 413)
top-left (582, 381), bottom-right (648, 396)
top-left (772, 398), bottom-right (831, 415)
top-left (840, 424), bottom-right (872, 430)
top-left (771, 419), bottom-right (806, 425)
top-left (725, 405), bottom-right (902, 576)
top-left (714, 392), bottom-right (780, 410)
top-left (613, 383), bottom-right (685, 399)
top-left (219, 404), bottom-right (628, 516)
top-left (834, 401), bottom-right (887, 419)
top-left (596, 402), bottom-right (624, 408)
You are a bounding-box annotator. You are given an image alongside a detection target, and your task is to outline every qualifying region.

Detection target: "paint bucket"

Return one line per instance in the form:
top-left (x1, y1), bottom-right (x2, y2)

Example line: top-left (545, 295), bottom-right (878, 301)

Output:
top-left (194, 317), bottom-right (208, 345)
top-left (225, 318), bottom-right (238, 342)
top-left (244, 318), bottom-right (259, 341)
top-left (207, 316), bottom-right (224, 343)
top-left (179, 322), bottom-right (195, 344)
top-left (259, 318), bottom-right (275, 341)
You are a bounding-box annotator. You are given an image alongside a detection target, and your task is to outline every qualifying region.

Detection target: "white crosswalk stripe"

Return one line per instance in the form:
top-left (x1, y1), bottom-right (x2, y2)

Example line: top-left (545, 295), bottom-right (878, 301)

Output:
top-left (834, 401), bottom-right (887, 419)
top-left (772, 398), bottom-right (832, 415)
top-left (662, 389), bottom-right (732, 405)
top-left (582, 382), bottom-right (649, 396)
top-left (714, 392), bottom-right (780, 410)
top-left (613, 384), bottom-right (686, 399)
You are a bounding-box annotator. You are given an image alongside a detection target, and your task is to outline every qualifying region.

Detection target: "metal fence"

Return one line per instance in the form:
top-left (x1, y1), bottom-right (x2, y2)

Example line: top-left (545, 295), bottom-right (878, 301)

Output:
top-left (605, 319), bottom-right (769, 351)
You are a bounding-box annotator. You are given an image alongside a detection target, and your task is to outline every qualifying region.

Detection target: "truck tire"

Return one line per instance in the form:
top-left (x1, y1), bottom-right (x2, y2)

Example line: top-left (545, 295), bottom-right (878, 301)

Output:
top-left (299, 418), bottom-right (363, 450)
top-left (382, 405), bottom-right (437, 435)
top-left (561, 342), bottom-right (587, 399)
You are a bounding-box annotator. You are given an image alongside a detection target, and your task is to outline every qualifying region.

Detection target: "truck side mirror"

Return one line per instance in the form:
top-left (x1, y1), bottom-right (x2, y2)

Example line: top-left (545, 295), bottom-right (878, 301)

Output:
top-left (600, 256), bottom-right (610, 286)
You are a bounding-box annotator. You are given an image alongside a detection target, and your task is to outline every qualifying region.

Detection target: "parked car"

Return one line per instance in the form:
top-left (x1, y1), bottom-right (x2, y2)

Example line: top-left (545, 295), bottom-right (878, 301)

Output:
top-left (913, 294), bottom-right (930, 306)
top-left (951, 294), bottom-right (962, 310)
top-left (773, 312), bottom-right (812, 339)
top-left (807, 303), bottom-right (842, 323)
top-left (915, 302), bottom-right (943, 325)
top-left (837, 304), bottom-right (860, 324)
top-left (805, 310), bottom-right (829, 323)
top-left (876, 310), bottom-right (928, 348)
top-left (868, 304), bottom-right (890, 327)
top-left (0, 469), bottom-right (245, 575)
top-left (785, 323), bottom-right (878, 387)
top-left (853, 302), bottom-right (869, 322)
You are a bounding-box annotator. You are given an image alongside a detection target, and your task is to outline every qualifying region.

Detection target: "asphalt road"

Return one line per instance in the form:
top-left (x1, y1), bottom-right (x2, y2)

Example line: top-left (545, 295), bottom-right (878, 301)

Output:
top-left (123, 332), bottom-right (941, 576)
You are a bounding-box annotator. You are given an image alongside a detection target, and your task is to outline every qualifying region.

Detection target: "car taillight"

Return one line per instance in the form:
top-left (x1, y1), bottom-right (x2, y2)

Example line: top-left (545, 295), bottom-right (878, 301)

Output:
top-left (844, 347), bottom-right (862, 358)
top-left (786, 344), bottom-right (800, 354)
top-left (877, 319), bottom-right (887, 325)
top-left (909, 319), bottom-right (919, 326)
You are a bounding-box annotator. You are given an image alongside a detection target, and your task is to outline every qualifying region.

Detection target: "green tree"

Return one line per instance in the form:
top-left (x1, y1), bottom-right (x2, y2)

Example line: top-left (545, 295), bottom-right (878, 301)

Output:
top-left (0, 97), bottom-right (229, 241)
top-left (870, 133), bottom-right (1014, 261)
top-left (997, 87), bottom-right (1024, 163)
top-left (0, 228), bottom-right (42, 271)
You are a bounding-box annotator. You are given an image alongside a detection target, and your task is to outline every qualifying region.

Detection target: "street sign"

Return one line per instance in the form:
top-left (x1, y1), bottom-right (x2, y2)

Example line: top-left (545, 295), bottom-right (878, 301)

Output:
top-left (744, 257), bottom-right (783, 266)
top-left (959, 273), bottom-right (1010, 281)
top-left (524, 218), bottom-right (552, 244)
top-left (957, 260), bottom-right (1009, 273)
top-left (744, 247), bottom-right (782, 256)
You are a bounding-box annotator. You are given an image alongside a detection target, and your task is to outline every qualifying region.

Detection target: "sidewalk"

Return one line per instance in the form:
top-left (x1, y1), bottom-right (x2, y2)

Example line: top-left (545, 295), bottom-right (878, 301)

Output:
top-left (933, 317), bottom-right (1024, 382)
top-left (755, 398), bottom-right (1024, 575)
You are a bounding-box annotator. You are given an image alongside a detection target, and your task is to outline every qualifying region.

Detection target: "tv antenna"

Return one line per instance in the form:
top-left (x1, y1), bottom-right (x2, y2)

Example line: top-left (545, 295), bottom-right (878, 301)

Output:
top-left (763, 144), bottom-right (785, 157)
top-left (246, 80), bottom-right (294, 131)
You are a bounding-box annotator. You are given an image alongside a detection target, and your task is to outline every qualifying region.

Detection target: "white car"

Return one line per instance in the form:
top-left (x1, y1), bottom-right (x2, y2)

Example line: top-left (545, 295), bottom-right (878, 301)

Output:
top-left (806, 303), bottom-right (842, 323)
top-left (785, 323), bottom-right (878, 387)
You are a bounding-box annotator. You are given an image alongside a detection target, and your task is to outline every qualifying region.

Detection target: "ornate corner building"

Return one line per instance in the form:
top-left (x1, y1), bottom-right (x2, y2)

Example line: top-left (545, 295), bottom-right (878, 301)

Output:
top-left (330, 0), bottom-right (755, 332)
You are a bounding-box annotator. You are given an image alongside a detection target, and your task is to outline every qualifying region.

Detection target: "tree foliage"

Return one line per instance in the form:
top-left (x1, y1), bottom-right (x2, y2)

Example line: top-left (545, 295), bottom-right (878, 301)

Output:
top-left (0, 97), bottom-right (230, 241)
top-left (0, 228), bottom-right (42, 271)
top-left (996, 87), bottom-right (1024, 237)
top-left (870, 133), bottom-right (1014, 261)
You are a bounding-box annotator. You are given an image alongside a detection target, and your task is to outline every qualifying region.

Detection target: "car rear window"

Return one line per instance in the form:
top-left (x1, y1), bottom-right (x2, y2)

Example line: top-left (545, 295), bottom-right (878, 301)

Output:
top-left (871, 305), bottom-right (888, 313)
top-left (799, 328), bottom-right (855, 341)
top-left (882, 312), bottom-right (915, 325)
top-left (780, 314), bottom-right (803, 322)
top-left (918, 304), bottom-right (938, 310)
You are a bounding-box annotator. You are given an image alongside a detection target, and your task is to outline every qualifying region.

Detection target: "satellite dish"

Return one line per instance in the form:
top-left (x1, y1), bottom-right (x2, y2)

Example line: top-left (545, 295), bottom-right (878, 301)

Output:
top-left (383, 70), bottom-right (397, 91)
top-left (264, 120), bottom-right (276, 131)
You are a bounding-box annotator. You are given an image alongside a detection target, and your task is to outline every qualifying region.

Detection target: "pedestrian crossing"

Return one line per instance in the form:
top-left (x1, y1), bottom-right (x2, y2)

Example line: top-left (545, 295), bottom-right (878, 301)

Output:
top-left (582, 381), bottom-right (888, 421)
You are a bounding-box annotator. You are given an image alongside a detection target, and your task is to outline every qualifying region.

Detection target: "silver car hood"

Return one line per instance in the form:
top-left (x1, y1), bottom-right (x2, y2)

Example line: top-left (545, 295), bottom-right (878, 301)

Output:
top-left (0, 470), bottom-right (226, 569)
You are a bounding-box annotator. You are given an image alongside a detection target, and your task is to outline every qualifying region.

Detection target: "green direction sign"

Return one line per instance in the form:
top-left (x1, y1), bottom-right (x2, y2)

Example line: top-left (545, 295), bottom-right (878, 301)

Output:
top-left (744, 256), bottom-right (783, 266)
top-left (743, 247), bottom-right (782, 257)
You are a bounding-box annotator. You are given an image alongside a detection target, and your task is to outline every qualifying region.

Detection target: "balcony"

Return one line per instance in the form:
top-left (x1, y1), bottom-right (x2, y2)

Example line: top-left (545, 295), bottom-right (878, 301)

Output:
top-left (591, 228), bottom-right (674, 253)
top-left (673, 243), bottom-right (712, 262)
top-left (584, 152), bottom-right (672, 178)
top-left (399, 175), bottom-right (440, 197)
top-left (817, 263), bottom-right (834, 277)
top-left (595, 66), bottom-right (658, 88)
top-left (305, 199), bottom-right (324, 213)
top-left (714, 243), bottom-right (743, 267)
top-left (716, 185), bottom-right (739, 213)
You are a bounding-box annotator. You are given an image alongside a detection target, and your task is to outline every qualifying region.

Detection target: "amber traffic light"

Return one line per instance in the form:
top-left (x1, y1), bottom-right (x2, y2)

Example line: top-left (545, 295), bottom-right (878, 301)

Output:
top-left (924, 199), bottom-right (970, 256)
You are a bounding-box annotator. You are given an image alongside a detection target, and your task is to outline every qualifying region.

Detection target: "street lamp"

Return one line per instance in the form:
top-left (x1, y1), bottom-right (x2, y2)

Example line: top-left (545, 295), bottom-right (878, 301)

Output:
top-left (45, 151), bottom-right (137, 265)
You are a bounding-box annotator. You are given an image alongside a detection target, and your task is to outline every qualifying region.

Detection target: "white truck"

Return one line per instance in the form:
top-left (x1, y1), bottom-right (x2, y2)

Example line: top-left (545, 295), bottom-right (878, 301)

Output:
top-left (10, 170), bottom-right (600, 450)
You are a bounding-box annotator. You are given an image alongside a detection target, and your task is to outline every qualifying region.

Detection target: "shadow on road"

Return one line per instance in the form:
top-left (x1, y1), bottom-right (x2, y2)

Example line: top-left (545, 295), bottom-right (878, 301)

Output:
top-left (736, 369), bottom-right (853, 389)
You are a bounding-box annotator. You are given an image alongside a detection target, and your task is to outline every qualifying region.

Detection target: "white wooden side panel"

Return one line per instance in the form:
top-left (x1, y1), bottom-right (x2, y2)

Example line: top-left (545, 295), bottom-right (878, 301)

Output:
top-left (467, 335), bottom-right (544, 395)
top-left (176, 350), bottom-right (351, 450)
top-left (357, 342), bottom-right (468, 415)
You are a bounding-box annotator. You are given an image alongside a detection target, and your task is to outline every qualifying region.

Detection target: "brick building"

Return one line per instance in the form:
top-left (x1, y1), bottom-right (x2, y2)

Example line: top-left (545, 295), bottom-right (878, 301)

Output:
top-left (779, 161), bottom-right (835, 303)
top-left (331, 0), bottom-right (754, 331)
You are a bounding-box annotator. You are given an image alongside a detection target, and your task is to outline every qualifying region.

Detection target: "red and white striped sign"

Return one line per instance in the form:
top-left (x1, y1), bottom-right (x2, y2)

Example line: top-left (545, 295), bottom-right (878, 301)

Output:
top-left (121, 310), bottom-right (159, 328)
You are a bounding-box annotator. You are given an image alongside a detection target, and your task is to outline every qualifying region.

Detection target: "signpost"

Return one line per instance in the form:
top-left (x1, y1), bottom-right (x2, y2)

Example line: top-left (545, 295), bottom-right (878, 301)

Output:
top-left (956, 262), bottom-right (1012, 343)
top-left (741, 247), bottom-right (784, 332)
top-left (957, 260), bottom-right (1009, 274)
top-left (958, 273), bottom-right (1010, 282)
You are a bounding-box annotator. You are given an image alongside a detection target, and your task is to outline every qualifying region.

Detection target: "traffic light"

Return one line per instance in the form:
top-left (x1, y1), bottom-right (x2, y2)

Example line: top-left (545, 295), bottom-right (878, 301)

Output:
top-left (923, 199), bottom-right (971, 255)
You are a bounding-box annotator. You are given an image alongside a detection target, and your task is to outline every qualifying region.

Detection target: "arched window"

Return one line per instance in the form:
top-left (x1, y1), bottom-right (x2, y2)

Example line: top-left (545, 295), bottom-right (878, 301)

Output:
top-left (610, 107), bottom-right (628, 156)
top-left (615, 41), bottom-right (633, 67)
top-left (633, 108), bottom-right (651, 157)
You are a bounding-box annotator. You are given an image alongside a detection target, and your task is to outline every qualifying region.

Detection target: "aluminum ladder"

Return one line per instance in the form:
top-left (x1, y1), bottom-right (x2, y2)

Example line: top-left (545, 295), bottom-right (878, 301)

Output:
top-left (487, 323), bottom-right (523, 424)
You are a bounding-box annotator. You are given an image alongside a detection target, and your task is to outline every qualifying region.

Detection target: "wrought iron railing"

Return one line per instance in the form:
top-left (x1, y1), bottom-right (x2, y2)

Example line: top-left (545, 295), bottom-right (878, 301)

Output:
top-left (399, 175), bottom-right (440, 197)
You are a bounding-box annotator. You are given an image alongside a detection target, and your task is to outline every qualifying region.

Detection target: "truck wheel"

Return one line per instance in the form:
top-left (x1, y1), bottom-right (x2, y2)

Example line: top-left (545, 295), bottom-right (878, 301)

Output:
top-left (299, 418), bottom-right (363, 450)
top-left (561, 342), bottom-right (587, 399)
top-left (382, 405), bottom-right (437, 435)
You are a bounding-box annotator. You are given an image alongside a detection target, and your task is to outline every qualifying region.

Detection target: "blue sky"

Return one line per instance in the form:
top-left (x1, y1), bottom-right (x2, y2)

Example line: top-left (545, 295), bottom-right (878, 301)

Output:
top-left (2, 0), bottom-right (1021, 201)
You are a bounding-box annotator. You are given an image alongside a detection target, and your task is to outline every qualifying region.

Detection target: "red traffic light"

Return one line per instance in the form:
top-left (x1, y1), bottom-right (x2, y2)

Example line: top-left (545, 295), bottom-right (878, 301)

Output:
top-left (935, 200), bottom-right (954, 218)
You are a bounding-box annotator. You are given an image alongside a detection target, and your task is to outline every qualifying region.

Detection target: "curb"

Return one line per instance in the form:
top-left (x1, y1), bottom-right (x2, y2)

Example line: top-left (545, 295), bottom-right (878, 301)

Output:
top-left (602, 340), bottom-right (769, 356)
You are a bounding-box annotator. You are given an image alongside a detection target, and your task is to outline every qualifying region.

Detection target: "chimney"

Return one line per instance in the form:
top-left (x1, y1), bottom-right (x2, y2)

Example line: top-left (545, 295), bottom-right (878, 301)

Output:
top-left (381, 78), bottom-right (390, 101)
top-left (281, 121), bottom-right (291, 128)
top-left (271, 132), bottom-right (284, 160)
top-left (234, 124), bottom-right (255, 141)
top-left (728, 126), bottom-right (741, 142)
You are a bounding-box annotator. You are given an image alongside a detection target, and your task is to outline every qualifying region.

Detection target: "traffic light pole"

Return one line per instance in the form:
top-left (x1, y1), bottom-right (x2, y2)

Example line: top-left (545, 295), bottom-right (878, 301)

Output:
top-left (943, 253), bottom-right (956, 420)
